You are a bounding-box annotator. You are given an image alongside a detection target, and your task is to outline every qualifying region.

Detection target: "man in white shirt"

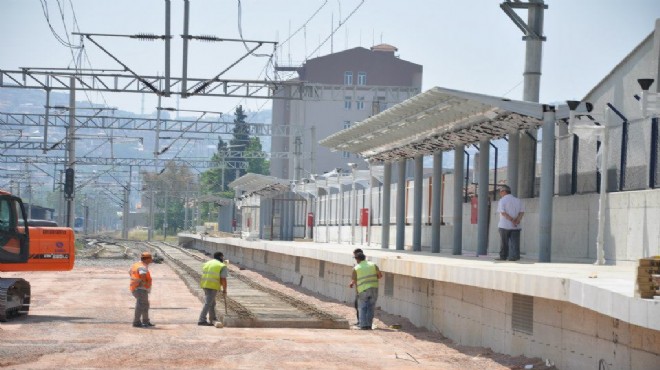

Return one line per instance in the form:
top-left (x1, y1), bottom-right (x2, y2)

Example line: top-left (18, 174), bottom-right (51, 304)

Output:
top-left (496, 185), bottom-right (525, 261)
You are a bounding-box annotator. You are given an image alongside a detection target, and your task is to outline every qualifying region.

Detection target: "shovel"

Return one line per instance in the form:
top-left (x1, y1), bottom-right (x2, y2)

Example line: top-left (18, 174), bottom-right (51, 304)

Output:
top-left (215, 291), bottom-right (228, 328)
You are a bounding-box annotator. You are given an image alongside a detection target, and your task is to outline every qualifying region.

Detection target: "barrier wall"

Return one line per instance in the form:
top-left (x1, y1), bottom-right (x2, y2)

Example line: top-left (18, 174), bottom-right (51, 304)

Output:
top-left (315, 189), bottom-right (660, 263)
top-left (180, 234), bottom-right (660, 370)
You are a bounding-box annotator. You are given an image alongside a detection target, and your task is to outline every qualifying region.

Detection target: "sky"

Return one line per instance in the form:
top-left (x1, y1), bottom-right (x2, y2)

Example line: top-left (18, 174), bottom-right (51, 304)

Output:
top-left (1, 0), bottom-right (659, 121)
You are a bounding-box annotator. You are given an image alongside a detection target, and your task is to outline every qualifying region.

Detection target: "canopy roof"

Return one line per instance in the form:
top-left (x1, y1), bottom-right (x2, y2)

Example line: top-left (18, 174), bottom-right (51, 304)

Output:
top-left (228, 173), bottom-right (290, 196)
top-left (319, 87), bottom-right (549, 162)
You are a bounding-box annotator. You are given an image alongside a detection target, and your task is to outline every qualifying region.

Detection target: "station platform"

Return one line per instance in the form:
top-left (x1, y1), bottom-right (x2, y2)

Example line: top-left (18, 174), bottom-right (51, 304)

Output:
top-left (183, 234), bottom-right (658, 332)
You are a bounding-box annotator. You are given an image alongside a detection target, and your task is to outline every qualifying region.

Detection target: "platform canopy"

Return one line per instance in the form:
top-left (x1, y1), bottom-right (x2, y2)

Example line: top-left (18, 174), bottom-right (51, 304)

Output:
top-left (319, 86), bottom-right (549, 162)
top-left (195, 195), bottom-right (233, 206)
top-left (229, 173), bottom-right (290, 197)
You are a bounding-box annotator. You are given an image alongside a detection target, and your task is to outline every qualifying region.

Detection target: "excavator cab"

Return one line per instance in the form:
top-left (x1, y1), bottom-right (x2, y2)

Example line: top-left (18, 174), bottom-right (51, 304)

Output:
top-left (0, 190), bottom-right (75, 321)
top-left (0, 190), bottom-right (30, 264)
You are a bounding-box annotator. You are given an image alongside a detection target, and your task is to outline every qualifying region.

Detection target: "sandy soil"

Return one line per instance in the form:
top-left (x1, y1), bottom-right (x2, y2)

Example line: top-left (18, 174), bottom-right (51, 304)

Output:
top-left (0, 259), bottom-right (552, 369)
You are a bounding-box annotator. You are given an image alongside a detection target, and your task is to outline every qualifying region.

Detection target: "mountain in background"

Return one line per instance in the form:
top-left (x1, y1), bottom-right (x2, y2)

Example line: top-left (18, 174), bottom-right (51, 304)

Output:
top-left (0, 87), bottom-right (272, 152)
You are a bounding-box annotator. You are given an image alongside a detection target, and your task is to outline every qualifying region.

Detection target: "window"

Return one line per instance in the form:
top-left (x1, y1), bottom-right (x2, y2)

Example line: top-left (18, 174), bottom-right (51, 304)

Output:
top-left (344, 96), bottom-right (352, 110)
top-left (357, 72), bottom-right (366, 85)
top-left (343, 121), bottom-right (351, 130)
top-left (356, 97), bottom-right (365, 110)
top-left (344, 71), bottom-right (353, 85)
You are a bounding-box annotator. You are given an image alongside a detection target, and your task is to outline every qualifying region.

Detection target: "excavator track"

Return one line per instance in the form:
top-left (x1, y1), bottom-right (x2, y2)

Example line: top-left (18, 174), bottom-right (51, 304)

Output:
top-left (0, 278), bottom-right (31, 321)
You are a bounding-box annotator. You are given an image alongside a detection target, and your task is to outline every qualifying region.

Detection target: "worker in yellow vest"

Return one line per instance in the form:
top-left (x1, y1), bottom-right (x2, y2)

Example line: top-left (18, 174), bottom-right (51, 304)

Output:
top-left (349, 252), bottom-right (382, 330)
top-left (129, 252), bottom-right (154, 328)
top-left (198, 251), bottom-right (228, 326)
top-left (352, 248), bottom-right (364, 325)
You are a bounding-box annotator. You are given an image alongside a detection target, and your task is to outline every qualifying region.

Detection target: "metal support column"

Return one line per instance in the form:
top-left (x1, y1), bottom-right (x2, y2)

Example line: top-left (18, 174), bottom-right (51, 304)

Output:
top-left (431, 152), bottom-right (442, 253)
top-left (396, 159), bottom-right (406, 250)
top-left (508, 131), bottom-right (519, 196)
top-left (538, 106), bottom-right (556, 262)
top-left (477, 140), bottom-right (490, 256)
top-left (381, 162), bottom-right (392, 249)
top-left (453, 146), bottom-right (464, 255)
top-left (413, 155), bottom-right (423, 251)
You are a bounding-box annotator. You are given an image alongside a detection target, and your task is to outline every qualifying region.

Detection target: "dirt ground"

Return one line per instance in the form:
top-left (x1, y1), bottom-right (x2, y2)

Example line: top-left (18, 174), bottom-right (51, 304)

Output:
top-left (0, 259), bottom-right (552, 369)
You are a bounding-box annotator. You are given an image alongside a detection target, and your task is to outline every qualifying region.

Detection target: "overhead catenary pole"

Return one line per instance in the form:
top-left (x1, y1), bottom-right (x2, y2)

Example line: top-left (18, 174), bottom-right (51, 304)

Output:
top-left (500, 0), bottom-right (547, 197)
top-left (66, 77), bottom-right (76, 228)
top-left (181, 0), bottom-right (190, 97)
top-left (164, 0), bottom-right (171, 96)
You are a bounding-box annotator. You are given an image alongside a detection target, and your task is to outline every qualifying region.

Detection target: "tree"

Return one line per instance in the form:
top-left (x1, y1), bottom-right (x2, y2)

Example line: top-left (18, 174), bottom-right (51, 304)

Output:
top-left (142, 162), bottom-right (197, 234)
top-left (246, 137), bottom-right (270, 175)
top-left (227, 105), bottom-right (250, 183)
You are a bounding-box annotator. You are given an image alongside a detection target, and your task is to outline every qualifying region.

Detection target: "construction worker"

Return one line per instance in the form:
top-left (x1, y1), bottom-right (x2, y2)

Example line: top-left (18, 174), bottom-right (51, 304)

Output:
top-left (352, 248), bottom-right (364, 325)
top-left (198, 251), bottom-right (228, 326)
top-left (129, 252), bottom-right (154, 328)
top-left (349, 251), bottom-right (382, 330)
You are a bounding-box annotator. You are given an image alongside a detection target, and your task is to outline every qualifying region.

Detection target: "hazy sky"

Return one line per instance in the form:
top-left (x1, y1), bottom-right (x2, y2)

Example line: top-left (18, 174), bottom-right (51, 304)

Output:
top-left (1, 0), bottom-right (659, 120)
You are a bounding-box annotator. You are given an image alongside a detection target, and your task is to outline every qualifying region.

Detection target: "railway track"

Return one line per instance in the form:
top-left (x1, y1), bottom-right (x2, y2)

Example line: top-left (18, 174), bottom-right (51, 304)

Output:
top-left (84, 239), bottom-right (347, 328)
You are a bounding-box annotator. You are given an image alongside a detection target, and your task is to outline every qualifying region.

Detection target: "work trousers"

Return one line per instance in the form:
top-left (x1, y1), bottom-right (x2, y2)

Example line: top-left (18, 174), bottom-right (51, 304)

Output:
top-left (357, 287), bottom-right (379, 329)
top-left (199, 288), bottom-right (218, 323)
top-left (499, 228), bottom-right (521, 260)
top-left (132, 289), bottom-right (150, 324)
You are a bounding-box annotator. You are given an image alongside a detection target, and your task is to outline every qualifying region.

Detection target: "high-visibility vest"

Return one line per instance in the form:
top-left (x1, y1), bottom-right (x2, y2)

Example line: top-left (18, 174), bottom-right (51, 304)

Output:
top-left (200, 259), bottom-right (226, 290)
top-left (129, 261), bottom-right (152, 292)
top-left (354, 261), bottom-right (378, 293)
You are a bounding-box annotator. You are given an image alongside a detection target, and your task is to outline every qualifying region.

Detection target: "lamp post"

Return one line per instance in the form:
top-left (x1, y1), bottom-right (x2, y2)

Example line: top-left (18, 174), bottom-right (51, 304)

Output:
top-left (567, 101), bottom-right (613, 265)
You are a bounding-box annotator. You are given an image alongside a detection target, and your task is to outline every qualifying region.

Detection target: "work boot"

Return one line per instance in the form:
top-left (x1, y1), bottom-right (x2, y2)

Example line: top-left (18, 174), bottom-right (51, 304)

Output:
top-left (198, 321), bottom-right (213, 326)
top-left (132, 322), bottom-right (144, 328)
top-left (142, 322), bottom-right (156, 327)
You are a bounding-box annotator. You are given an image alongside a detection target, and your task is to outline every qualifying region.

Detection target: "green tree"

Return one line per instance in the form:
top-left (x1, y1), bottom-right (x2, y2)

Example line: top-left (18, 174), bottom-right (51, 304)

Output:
top-left (142, 162), bottom-right (197, 234)
top-left (246, 137), bottom-right (270, 175)
top-left (227, 105), bottom-right (250, 183)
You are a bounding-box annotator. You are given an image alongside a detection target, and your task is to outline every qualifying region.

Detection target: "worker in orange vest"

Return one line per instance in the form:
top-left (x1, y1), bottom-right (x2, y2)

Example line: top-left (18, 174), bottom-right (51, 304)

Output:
top-left (129, 252), bottom-right (154, 328)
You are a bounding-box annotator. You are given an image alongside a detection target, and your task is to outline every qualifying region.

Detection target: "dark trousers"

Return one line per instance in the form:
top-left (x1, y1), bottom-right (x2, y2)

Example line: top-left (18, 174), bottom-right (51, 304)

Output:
top-left (354, 295), bottom-right (359, 322)
top-left (499, 228), bottom-right (521, 260)
top-left (132, 289), bottom-right (150, 324)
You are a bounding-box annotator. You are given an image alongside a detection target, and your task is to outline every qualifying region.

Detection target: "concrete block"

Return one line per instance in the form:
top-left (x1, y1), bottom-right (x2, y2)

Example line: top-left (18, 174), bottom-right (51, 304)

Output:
top-left (630, 324), bottom-right (660, 354)
top-left (629, 299), bottom-right (649, 328)
top-left (597, 315), bottom-right (631, 347)
top-left (444, 281), bottom-right (462, 300)
top-left (510, 332), bottom-right (531, 356)
top-left (562, 302), bottom-right (597, 336)
top-left (462, 285), bottom-right (483, 306)
top-left (482, 308), bottom-right (507, 353)
top-left (482, 289), bottom-right (507, 313)
top-left (531, 323), bottom-right (562, 362)
top-left (626, 207), bottom-right (660, 260)
top-left (630, 347), bottom-right (660, 370)
top-left (560, 330), bottom-right (599, 370)
top-left (534, 297), bottom-right (562, 326)
top-left (608, 192), bottom-right (630, 209)
top-left (460, 308), bottom-right (483, 347)
top-left (648, 300), bottom-right (660, 331)
top-left (595, 338), bottom-right (631, 370)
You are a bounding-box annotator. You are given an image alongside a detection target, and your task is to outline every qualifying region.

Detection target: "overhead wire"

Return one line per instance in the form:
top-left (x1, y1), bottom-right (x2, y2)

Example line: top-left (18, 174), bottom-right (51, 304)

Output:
top-left (306, 0), bottom-right (364, 60)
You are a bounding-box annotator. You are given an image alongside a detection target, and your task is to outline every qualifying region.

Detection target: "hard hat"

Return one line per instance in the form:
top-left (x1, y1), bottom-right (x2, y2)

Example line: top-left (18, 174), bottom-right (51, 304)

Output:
top-left (141, 252), bottom-right (153, 260)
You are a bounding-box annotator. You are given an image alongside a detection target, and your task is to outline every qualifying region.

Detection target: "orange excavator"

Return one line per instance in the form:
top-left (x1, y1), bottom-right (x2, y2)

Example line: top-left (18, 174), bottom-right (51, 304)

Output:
top-left (0, 190), bottom-right (75, 321)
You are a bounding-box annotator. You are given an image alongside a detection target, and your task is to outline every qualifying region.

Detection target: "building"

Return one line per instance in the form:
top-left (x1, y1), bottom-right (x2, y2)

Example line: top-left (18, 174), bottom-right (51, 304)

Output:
top-left (271, 44), bottom-right (422, 180)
